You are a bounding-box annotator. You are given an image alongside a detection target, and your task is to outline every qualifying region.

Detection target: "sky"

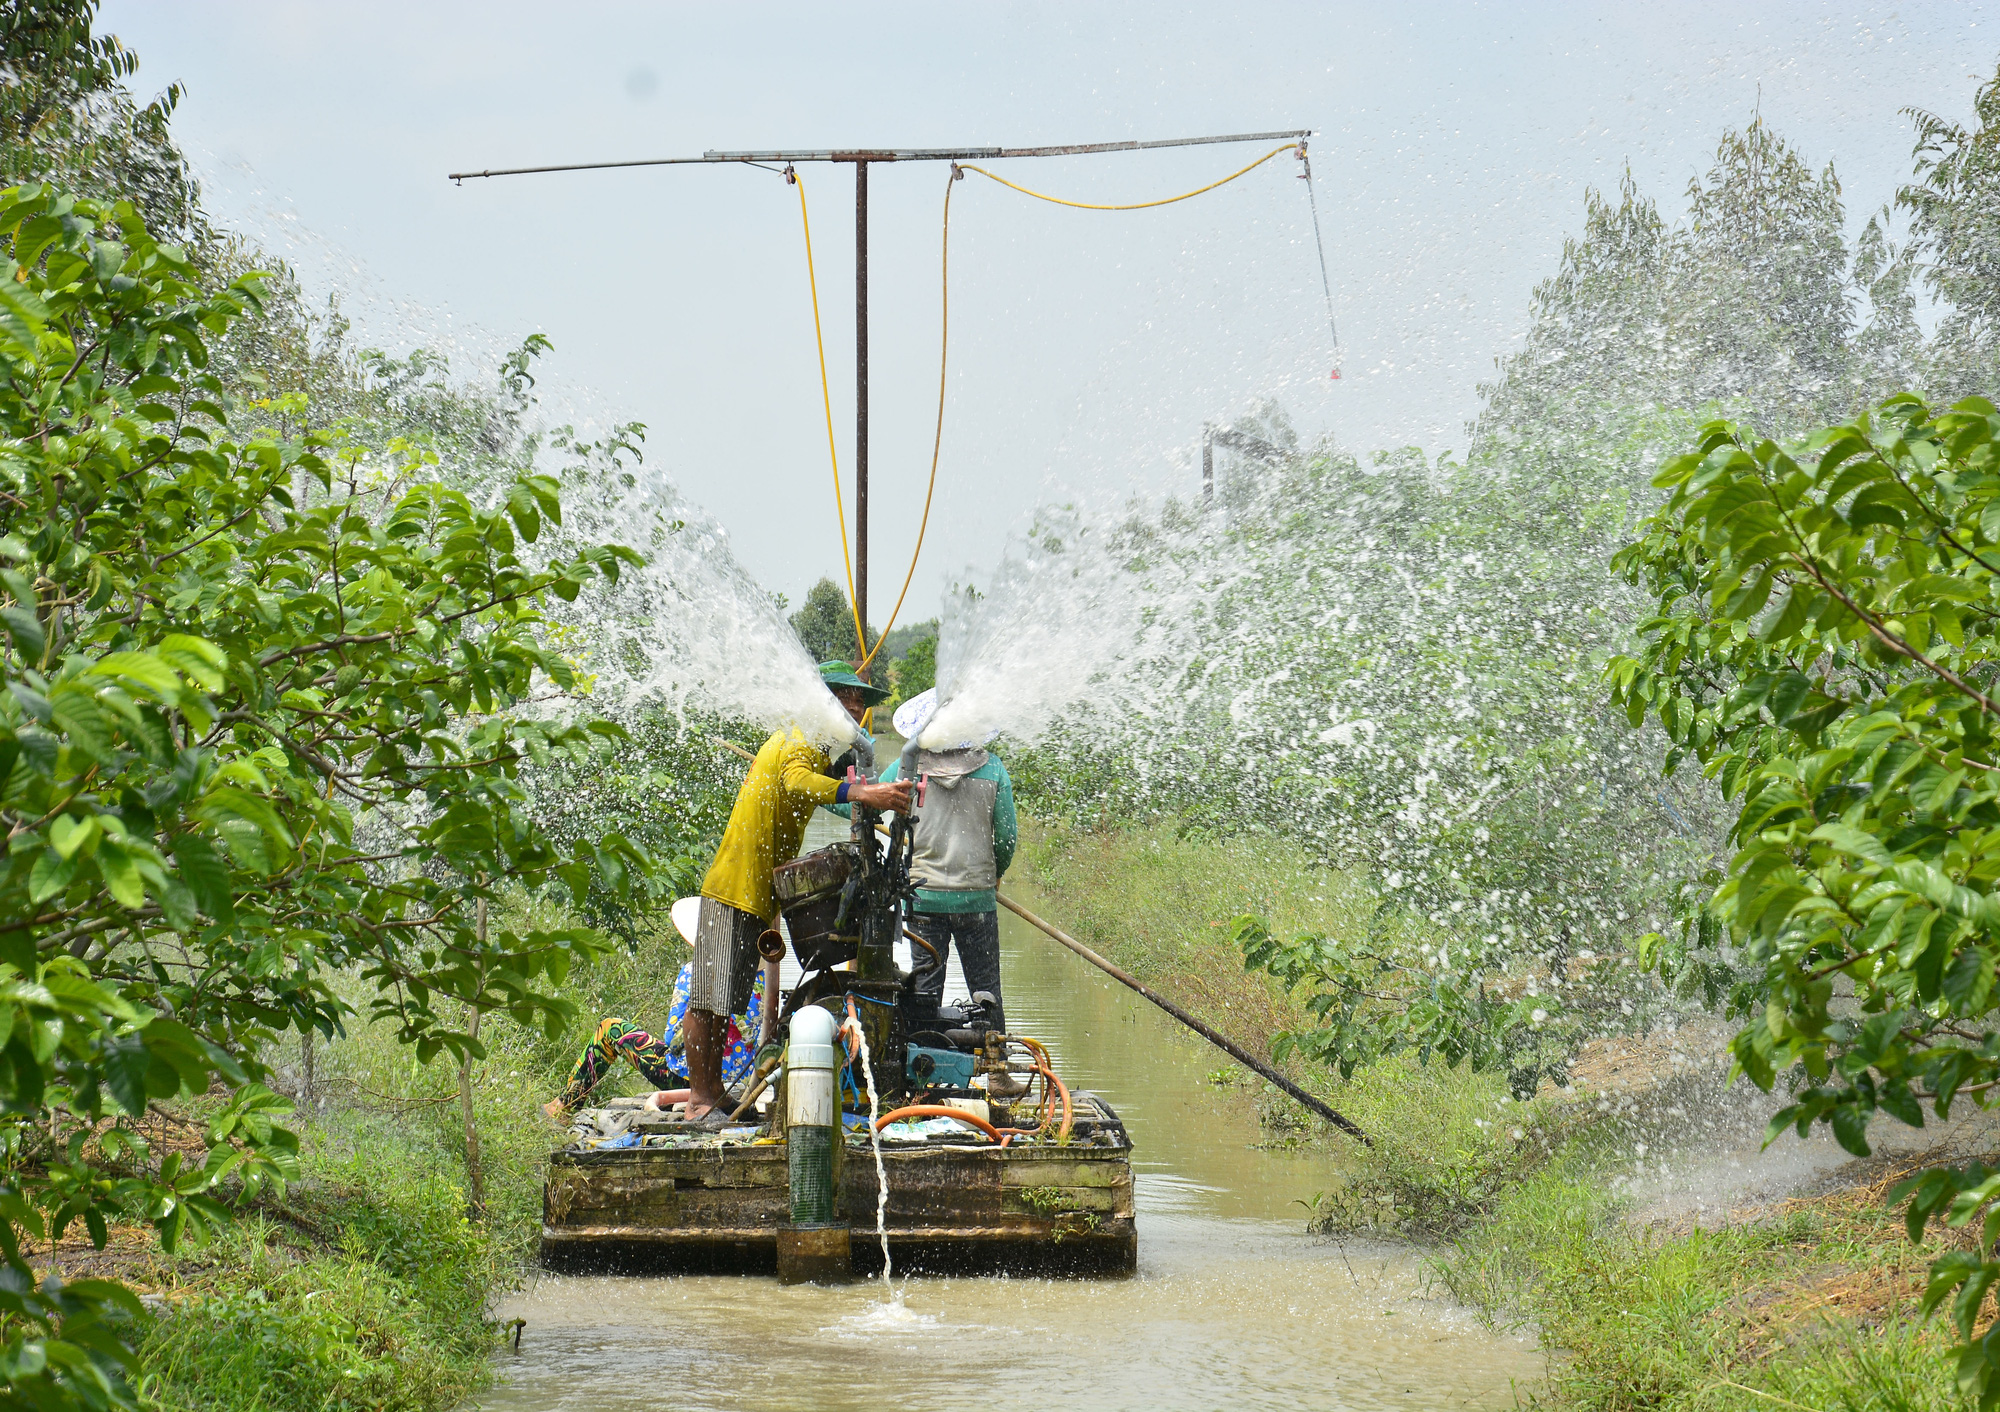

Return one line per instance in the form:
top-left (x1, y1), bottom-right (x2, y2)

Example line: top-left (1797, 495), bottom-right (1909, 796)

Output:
top-left (99, 1), bottom-right (1998, 619)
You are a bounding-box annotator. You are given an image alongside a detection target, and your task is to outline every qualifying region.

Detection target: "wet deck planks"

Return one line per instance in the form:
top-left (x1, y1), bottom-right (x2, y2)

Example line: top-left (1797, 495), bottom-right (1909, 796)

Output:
top-left (541, 1093), bottom-right (1137, 1275)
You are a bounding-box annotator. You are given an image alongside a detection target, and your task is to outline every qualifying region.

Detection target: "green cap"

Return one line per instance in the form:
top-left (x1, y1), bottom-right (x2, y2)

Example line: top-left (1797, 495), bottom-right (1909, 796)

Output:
top-left (819, 659), bottom-right (891, 705)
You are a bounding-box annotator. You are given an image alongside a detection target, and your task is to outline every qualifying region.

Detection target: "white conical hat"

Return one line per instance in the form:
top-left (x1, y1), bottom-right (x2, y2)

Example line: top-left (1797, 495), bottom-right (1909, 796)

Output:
top-left (892, 688), bottom-right (940, 739)
top-left (891, 688), bottom-right (998, 750)
top-left (671, 896), bottom-right (704, 945)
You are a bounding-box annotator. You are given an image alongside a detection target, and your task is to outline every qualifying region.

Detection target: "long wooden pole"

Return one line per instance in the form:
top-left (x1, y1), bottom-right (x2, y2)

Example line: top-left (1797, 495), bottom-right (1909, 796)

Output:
top-left (996, 895), bottom-right (1371, 1145)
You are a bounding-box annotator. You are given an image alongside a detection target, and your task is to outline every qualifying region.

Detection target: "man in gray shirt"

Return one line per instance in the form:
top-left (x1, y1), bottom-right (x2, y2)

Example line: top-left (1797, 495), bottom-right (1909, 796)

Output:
top-left (879, 690), bottom-right (1018, 1033)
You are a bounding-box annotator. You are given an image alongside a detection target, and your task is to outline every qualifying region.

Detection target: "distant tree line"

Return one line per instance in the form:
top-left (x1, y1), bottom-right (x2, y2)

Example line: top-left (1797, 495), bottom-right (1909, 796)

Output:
top-left (1016, 60), bottom-right (2000, 1100)
top-left (787, 575), bottom-right (936, 713)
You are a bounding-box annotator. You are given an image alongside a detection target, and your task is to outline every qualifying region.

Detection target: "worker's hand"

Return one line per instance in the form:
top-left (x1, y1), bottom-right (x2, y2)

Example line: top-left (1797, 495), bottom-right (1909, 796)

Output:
top-left (849, 779), bottom-right (913, 814)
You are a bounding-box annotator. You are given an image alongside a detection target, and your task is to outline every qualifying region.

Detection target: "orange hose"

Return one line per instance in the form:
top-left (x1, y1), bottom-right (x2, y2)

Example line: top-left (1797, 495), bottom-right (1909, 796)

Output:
top-left (1046, 1067), bottom-right (1073, 1141)
top-left (1013, 1037), bottom-right (1073, 1142)
top-left (841, 997), bottom-right (861, 1062)
top-left (871, 1105), bottom-right (1003, 1142)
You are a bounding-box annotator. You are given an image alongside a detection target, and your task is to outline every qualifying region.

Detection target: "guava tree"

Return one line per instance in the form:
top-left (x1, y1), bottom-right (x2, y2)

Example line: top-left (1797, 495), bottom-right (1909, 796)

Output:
top-left (1610, 393), bottom-right (2000, 1405)
top-left (0, 181), bottom-right (653, 1408)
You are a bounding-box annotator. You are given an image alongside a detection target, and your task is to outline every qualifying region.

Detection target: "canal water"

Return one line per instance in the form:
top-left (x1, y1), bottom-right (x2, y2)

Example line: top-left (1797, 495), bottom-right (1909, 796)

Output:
top-left (484, 855), bottom-right (1543, 1410)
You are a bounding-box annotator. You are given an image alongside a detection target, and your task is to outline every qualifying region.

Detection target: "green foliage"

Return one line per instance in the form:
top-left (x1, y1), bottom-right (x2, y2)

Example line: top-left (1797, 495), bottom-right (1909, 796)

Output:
top-left (524, 710), bottom-right (740, 943)
top-left (877, 616), bottom-right (936, 666)
top-left (1903, 58), bottom-right (2000, 372)
top-left (789, 576), bottom-right (870, 664)
top-left (890, 631), bottom-right (936, 703)
top-left (0, 2), bottom-right (199, 241)
top-left (1609, 392), bottom-right (2000, 1404)
top-left (1233, 913), bottom-right (1608, 1093)
top-left (0, 182), bottom-right (655, 1408)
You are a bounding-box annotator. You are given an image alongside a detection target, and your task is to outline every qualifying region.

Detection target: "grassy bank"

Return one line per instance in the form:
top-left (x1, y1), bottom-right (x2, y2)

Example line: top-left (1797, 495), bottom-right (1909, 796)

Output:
top-left (1022, 819), bottom-right (1618, 1217)
top-left (113, 914), bottom-right (692, 1411)
top-left (1019, 818), bottom-right (1970, 1409)
top-left (1018, 820), bottom-right (1572, 1230)
top-left (1439, 1155), bottom-right (1969, 1412)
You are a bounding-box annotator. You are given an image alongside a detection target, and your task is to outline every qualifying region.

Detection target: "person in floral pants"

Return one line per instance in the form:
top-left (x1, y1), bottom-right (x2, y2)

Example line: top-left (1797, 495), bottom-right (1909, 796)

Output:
top-left (545, 962), bottom-right (766, 1118)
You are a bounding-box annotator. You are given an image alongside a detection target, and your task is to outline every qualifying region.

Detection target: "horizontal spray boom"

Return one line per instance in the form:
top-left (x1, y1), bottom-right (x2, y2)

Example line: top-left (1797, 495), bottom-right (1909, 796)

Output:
top-left (447, 130), bottom-right (1313, 183)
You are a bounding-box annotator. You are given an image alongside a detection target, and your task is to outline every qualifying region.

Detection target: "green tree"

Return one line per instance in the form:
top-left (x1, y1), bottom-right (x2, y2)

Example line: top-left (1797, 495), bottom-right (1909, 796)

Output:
top-left (0, 183), bottom-right (653, 1409)
top-left (1609, 393), bottom-right (2000, 1408)
top-left (1475, 119), bottom-right (1910, 465)
top-left (892, 632), bottom-right (936, 702)
top-left (789, 575), bottom-right (872, 664)
top-left (0, 1), bottom-right (199, 239)
top-left (1852, 205), bottom-right (1925, 398)
top-left (1902, 56), bottom-right (2000, 392)
top-left (1686, 116), bottom-right (1853, 387)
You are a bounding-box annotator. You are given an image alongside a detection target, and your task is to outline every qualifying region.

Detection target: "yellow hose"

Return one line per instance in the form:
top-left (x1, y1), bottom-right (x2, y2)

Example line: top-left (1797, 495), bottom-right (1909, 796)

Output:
top-left (798, 141), bottom-right (1303, 679)
top-left (958, 141), bottom-right (1300, 211)
top-left (789, 166), bottom-right (869, 665)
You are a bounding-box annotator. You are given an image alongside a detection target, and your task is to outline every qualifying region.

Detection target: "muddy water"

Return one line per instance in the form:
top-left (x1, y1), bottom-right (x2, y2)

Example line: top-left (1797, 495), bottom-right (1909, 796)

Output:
top-left (484, 859), bottom-right (1542, 1411)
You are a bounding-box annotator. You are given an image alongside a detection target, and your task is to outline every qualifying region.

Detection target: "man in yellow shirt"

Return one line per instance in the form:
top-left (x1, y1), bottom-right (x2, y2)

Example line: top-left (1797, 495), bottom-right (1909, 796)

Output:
top-left (685, 661), bottom-right (909, 1122)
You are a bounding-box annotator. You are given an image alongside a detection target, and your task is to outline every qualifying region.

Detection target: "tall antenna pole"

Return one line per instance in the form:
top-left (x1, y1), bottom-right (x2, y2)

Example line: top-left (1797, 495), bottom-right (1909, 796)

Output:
top-left (854, 159), bottom-right (870, 675)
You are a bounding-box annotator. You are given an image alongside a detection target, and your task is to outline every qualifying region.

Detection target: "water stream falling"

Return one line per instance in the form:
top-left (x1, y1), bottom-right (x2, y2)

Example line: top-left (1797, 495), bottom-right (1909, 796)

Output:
top-left (555, 463), bottom-right (857, 748)
top-left (841, 1008), bottom-right (897, 1301)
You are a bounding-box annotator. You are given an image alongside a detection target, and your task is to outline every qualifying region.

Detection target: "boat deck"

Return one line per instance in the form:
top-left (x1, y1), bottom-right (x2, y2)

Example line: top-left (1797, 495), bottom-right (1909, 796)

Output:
top-left (541, 1091), bottom-right (1136, 1276)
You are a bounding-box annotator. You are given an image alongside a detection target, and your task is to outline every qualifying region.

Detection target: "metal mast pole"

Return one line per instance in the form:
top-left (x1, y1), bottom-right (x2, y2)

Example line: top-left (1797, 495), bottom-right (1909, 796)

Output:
top-left (853, 160), bottom-right (869, 675)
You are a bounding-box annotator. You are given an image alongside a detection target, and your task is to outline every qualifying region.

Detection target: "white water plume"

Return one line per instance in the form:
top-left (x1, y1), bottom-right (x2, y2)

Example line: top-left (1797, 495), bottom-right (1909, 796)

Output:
top-left (918, 408), bottom-right (1723, 1076)
top-left (924, 498), bottom-right (1229, 752)
top-left (559, 462), bottom-right (857, 746)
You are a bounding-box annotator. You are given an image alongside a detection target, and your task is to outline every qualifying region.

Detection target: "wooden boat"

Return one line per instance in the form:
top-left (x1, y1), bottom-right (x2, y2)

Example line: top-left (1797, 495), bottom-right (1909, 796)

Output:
top-left (540, 1091), bottom-right (1136, 1276)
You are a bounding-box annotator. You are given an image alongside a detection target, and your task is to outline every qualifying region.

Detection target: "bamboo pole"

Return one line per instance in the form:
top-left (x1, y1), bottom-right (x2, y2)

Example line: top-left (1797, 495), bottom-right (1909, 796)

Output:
top-left (995, 896), bottom-right (1371, 1145)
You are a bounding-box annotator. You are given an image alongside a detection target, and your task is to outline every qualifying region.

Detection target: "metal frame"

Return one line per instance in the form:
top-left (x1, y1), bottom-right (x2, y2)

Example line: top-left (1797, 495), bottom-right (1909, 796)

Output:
top-left (450, 129), bottom-right (1313, 673)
